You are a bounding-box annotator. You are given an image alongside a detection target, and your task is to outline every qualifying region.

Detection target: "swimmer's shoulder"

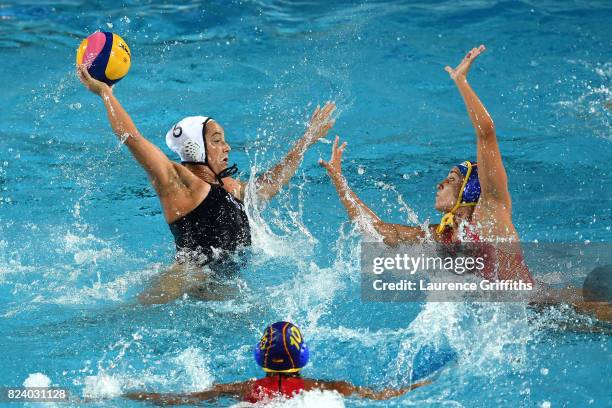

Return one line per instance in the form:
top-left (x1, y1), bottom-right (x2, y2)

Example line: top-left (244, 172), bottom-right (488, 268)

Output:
top-left (158, 163), bottom-right (212, 223)
top-left (171, 162), bottom-right (211, 194)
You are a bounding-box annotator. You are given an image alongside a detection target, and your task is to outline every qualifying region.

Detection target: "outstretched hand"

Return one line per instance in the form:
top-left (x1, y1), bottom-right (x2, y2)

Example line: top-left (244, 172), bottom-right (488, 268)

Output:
top-left (76, 64), bottom-right (111, 96)
top-left (444, 45), bottom-right (485, 81)
top-left (303, 102), bottom-right (336, 146)
top-left (319, 135), bottom-right (347, 177)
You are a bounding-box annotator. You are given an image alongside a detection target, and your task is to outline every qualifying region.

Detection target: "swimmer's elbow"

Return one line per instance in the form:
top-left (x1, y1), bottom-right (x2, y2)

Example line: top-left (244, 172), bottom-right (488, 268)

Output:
top-left (476, 120), bottom-right (495, 138)
top-left (252, 175), bottom-right (278, 201)
top-left (373, 222), bottom-right (400, 246)
top-left (255, 185), bottom-right (275, 202)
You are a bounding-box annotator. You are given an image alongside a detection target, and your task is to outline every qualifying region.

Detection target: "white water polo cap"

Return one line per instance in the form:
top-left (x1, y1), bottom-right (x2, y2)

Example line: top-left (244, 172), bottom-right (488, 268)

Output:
top-left (166, 116), bottom-right (215, 164)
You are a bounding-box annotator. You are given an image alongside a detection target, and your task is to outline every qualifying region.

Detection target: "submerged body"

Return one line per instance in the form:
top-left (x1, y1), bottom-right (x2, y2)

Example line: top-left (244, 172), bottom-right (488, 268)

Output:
top-left (438, 222), bottom-right (533, 284)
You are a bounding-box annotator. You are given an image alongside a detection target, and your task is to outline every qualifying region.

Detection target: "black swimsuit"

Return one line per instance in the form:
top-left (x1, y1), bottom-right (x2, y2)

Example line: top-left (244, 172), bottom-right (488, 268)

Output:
top-left (169, 185), bottom-right (251, 265)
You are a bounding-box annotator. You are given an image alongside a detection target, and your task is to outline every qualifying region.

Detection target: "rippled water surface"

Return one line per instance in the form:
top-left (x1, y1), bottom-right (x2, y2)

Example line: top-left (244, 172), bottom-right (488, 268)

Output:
top-left (1, 1), bottom-right (611, 407)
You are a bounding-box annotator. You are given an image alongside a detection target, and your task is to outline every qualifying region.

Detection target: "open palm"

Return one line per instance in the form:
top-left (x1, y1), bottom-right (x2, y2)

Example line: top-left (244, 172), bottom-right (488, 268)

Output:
top-left (319, 136), bottom-right (347, 176)
top-left (445, 45), bottom-right (485, 81)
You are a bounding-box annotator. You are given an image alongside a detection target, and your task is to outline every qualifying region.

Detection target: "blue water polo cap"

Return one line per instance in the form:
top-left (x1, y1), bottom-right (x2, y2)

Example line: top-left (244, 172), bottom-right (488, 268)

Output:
top-left (456, 161), bottom-right (481, 204)
top-left (254, 322), bottom-right (309, 373)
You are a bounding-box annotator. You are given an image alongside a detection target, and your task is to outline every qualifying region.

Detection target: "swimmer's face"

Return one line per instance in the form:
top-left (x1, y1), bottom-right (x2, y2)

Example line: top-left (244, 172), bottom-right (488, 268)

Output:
top-left (204, 121), bottom-right (231, 174)
top-left (435, 168), bottom-right (463, 212)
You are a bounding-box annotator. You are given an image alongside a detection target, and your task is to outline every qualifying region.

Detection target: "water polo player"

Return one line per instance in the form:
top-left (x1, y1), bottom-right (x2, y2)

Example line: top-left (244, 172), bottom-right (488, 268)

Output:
top-left (319, 46), bottom-right (612, 322)
top-left (125, 321), bottom-right (429, 404)
top-left (319, 45), bottom-right (533, 283)
top-left (76, 65), bottom-right (335, 302)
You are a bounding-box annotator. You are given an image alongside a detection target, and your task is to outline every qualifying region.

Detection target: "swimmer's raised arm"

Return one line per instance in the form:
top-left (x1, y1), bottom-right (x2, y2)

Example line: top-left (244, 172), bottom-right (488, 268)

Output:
top-left (320, 137), bottom-right (428, 245)
top-left (76, 65), bottom-right (188, 195)
top-left (77, 65), bottom-right (207, 223)
top-left (445, 45), bottom-right (511, 208)
top-left (254, 102), bottom-right (335, 201)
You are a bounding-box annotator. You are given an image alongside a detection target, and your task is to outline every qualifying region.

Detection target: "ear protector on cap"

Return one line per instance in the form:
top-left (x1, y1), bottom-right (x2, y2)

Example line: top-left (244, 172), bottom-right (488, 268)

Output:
top-left (165, 116), bottom-right (214, 164)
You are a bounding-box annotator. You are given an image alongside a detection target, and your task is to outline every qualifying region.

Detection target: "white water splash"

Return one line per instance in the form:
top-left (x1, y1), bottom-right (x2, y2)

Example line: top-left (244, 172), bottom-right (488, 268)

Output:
top-left (172, 347), bottom-right (214, 391)
top-left (83, 374), bottom-right (122, 399)
top-left (23, 373), bottom-right (52, 387)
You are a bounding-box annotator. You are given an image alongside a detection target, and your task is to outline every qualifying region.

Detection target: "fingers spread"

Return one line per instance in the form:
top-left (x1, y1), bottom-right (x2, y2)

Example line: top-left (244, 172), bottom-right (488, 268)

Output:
top-left (311, 105), bottom-right (320, 118)
top-left (332, 135), bottom-right (339, 151)
top-left (471, 45), bottom-right (485, 59)
top-left (323, 102), bottom-right (336, 116)
top-left (318, 104), bottom-right (334, 121)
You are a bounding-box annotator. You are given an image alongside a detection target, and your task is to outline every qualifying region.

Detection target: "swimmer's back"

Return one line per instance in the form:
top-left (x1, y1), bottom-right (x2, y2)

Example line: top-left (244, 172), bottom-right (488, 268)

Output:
top-left (244, 376), bottom-right (306, 402)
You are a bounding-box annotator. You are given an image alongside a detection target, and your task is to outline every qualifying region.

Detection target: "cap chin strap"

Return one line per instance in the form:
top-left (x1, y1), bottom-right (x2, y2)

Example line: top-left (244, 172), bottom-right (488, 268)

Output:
top-left (215, 163), bottom-right (238, 185)
top-left (436, 161), bottom-right (478, 234)
top-left (181, 162), bottom-right (239, 186)
top-left (262, 367), bottom-right (302, 374)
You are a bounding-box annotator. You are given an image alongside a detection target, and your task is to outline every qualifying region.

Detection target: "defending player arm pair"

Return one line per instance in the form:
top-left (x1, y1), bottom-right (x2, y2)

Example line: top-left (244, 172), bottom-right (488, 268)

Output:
top-left (124, 377), bottom-right (429, 404)
top-left (322, 45), bottom-right (510, 243)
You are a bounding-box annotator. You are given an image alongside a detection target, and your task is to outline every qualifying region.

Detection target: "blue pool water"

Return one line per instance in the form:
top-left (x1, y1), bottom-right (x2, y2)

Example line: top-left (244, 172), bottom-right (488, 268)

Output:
top-left (1, 1), bottom-right (611, 406)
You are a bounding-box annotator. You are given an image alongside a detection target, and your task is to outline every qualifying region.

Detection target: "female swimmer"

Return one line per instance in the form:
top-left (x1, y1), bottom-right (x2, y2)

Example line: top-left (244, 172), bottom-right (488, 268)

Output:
top-left (320, 45), bottom-right (532, 283)
top-left (76, 65), bottom-right (335, 303)
top-left (320, 45), bottom-right (611, 322)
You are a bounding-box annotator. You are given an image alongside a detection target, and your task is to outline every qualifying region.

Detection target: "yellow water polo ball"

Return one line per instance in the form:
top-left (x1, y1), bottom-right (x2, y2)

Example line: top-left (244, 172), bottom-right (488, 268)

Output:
top-left (76, 31), bottom-right (131, 85)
